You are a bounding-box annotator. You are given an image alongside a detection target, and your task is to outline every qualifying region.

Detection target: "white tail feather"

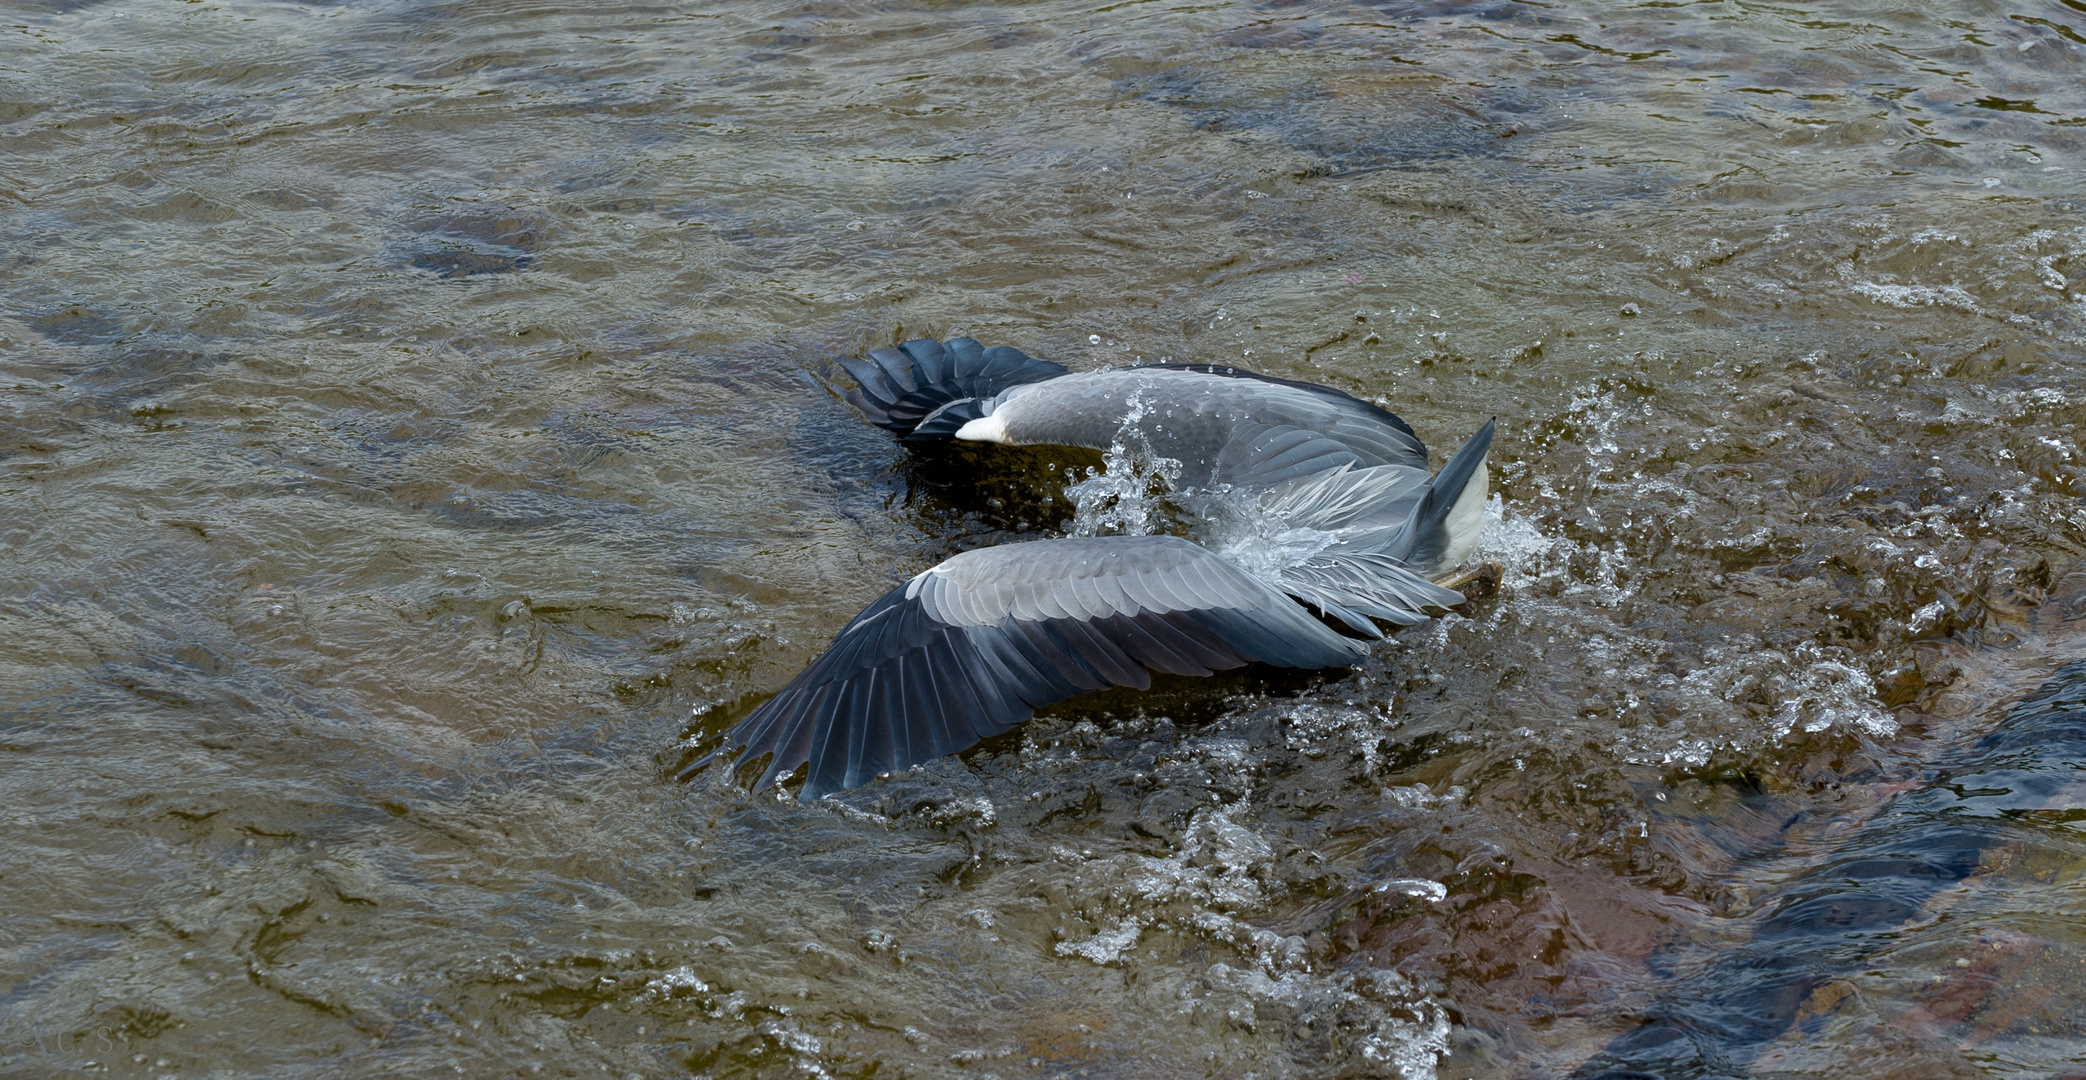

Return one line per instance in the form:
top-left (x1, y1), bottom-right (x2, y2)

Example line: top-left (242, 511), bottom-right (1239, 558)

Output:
top-left (1435, 459), bottom-right (1489, 573)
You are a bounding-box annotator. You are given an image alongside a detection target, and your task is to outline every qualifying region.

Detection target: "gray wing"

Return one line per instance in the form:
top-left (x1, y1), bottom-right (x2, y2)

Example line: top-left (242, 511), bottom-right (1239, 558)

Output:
top-left (1139, 363), bottom-right (1428, 468)
top-left (1276, 551), bottom-right (1468, 635)
top-left (691, 536), bottom-right (1368, 801)
top-left (1212, 422), bottom-right (1400, 489)
top-left (991, 367), bottom-right (1428, 485)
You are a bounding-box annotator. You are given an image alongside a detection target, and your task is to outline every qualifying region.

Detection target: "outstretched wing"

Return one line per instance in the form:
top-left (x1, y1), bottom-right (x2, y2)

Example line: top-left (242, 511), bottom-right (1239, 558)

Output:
top-left (690, 535), bottom-right (1368, 801)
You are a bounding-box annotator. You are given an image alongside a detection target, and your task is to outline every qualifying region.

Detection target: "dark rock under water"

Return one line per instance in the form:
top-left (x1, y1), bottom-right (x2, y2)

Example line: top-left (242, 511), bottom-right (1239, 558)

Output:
top-left (1574, 661), bottom-right (2086, 1080)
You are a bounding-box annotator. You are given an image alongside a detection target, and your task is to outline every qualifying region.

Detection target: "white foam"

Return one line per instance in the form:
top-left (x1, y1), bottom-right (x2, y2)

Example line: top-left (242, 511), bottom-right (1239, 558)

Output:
top-left (1373, 878), bottom-right (1449, 903)
top-left (1475, 495), bottom-right (1564, 589)
top-left (1465, 479), bottom-right (1898, 765)
top-left (1849, 280), bottom-right (1981, 311)
top-left (1195, 488), bottom-right (1341, 586)
top-left (642, 965), bottom-right (709, 996)
top-left (1040, 741), bottom-right (1453, 1077)
top-left (1065, 394), bottom-right (1184, 538)
top-left (1054, 917), bottom-right (1145, 965)
top-left (1766, 650), bottom-right (1897, 741)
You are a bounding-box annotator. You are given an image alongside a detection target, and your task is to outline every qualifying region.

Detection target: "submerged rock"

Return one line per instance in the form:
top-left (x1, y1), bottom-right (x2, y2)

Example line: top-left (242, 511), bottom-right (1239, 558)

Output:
top-left (1571, 662), bottom-right (2086, 1079)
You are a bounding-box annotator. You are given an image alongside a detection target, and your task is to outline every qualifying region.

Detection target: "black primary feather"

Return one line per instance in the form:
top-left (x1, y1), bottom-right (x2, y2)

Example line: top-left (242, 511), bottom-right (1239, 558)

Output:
top-left (840, 336), bottom-right (1069, 440)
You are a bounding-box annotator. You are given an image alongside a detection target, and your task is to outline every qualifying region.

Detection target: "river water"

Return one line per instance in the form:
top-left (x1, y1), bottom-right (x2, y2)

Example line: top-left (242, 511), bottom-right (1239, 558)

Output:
top-left (3, 1), bottom-right (2085, 1077)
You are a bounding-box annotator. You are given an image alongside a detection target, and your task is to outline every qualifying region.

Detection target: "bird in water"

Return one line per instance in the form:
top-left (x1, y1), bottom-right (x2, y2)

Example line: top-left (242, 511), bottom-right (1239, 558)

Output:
top-left (685, 337), bottom-right (1495, 800)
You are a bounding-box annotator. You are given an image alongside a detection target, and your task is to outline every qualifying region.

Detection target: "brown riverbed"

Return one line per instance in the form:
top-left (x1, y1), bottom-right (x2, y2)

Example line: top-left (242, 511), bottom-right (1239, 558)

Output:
top-left (3, 1), bottom-right (2085, 1077)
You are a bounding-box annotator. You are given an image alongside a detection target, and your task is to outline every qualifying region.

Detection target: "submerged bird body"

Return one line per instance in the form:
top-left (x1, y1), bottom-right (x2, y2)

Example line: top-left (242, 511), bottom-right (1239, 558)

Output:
top-left (693, 337), bottom-right (1497, 800)
top-left (960, 366), bottom-right (1429, 488)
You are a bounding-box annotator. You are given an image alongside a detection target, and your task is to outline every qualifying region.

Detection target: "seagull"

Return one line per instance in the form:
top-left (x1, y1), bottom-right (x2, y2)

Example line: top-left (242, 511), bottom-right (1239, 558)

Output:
top-left (684, 338), bottom-right (1495, 800)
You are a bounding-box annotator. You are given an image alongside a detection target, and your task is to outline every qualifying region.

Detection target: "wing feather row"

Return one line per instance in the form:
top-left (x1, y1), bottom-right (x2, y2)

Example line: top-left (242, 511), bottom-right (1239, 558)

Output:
top-left (1134, 363), bottom-right (1428, 469)
top-left (1215, 424), bottom-right (1371, 488)
top-left (1256, 462), bottom-right (1432, 533)
top-left (1278, 551), bottom-right (1467, 632)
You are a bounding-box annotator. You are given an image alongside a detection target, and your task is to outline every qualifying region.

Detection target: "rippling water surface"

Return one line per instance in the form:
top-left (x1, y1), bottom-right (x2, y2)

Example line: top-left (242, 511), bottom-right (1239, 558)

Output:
top-left (5, 1), bottom-right (2086, 1077)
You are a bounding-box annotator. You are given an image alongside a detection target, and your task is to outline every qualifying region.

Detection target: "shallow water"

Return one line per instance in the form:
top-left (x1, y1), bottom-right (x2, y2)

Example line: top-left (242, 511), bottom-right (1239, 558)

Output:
top-left (3, 1), bottom-right (2085, 1077)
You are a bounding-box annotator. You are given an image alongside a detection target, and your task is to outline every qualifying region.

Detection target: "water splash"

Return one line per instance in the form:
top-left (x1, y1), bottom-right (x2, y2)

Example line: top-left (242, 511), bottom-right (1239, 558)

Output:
top-left (1183, 483), bottom-right (1343, 586)
top-left (1064, 443), bottom-right (1183, 537)
top-left (1465, 495), bottom-right (1898, 766)
top-left (1066, 390), bottom-right (1184, 537)
top-left (1766, 646), bottom-right (1897, 741)
top-left (1475, 494), bottom-right (1566, 590)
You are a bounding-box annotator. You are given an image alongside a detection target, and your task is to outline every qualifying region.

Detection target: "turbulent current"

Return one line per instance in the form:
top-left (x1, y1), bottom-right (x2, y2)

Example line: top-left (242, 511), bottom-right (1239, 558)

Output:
top-left (3, 1), bottom-right (2086, 1078)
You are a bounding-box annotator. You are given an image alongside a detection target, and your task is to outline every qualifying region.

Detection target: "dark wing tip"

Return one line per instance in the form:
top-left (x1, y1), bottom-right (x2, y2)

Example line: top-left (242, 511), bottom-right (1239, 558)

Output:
top-left (836, 339), bottom-right (1068, 439)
